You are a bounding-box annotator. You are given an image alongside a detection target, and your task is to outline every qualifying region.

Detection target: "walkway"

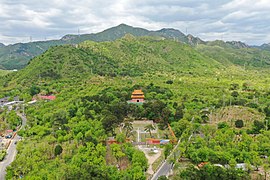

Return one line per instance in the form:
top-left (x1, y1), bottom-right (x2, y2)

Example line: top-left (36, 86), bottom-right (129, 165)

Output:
top-left (0, 113), bottom-right (26, 179)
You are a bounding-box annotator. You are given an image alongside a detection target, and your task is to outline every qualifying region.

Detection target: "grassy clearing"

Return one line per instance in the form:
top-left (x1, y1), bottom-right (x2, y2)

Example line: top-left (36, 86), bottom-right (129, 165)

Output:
top-left (210, 106), bottom-right (265, 128)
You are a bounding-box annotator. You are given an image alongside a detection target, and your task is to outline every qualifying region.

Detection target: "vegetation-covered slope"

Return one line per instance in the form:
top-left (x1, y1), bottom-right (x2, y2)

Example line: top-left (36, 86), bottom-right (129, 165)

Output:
top-left (1, 36), bottom-right (270, 179)
top-left (2, 35), bottom-right (221, 88)
top-left (196, 40), bottom-right (270, 68)
top-left (0, 24), bottom-right (202, 70)
top-left (0, 69), bottom-right (11, 76)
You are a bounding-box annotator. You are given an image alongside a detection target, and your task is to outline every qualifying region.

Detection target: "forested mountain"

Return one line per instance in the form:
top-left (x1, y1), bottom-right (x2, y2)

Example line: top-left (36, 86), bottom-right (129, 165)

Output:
top-left (3, 35), bottom-right (221, 88)
top-left (0, 24), bottom-right (202, 70)
top-left (196, 40), bottom-right (270, 67)
top-left (1, 24), bottom-right (270, 71)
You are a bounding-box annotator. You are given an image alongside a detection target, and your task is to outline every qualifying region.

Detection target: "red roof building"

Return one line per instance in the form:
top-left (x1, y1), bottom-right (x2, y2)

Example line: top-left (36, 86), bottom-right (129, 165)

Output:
top-left (39, 95), bottom-right (56, 100)
top-left (33, 95), bottom-right (56, 101)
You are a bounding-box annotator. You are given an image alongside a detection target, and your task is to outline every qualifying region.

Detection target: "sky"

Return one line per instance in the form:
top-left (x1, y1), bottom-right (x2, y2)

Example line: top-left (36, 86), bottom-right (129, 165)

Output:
top-left (0, 0), bottom-right (270, 45)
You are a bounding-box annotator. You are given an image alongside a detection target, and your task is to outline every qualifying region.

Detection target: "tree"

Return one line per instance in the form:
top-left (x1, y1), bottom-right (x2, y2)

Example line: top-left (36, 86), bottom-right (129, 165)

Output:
top-left (102, 114), bottom-right (119, 135)
top-left (217, 122), bottom-right (229, 129)
top-left (264, 105), bottom-right (270, 117)
top-left (123, 119), bottom-right (133, 138)
top-left (231, 91), bottom-right (239, 98)
top-left (229, 158), bottom-right (237, 168)
top-left (111, 144), bottom-right (125, 169)
top-left (76, 132), bottom-right (83, 145)
top-left (54, 144), bottom-right (63, 156)
top-left (129, 165), bottom-right (145, 180)
top-left (164, 143), bottom-right (173, 159)
top-left (6, 110), bottom-right (21, 130)
top-left (52, 110), bottom-right (68, 129)
top-left (230, 83), bottom-right (239, 90)
top-left (252, 155), bottom-right (262, 171)
top-left (235, 119), bottom-right (244, 128)
top-left (132, 150), bottom-right (148, 171)
top-left (179, 164), bottom-right (250, 180)
top-left (30, 85), bottom-right (40, 96)
top-left (171, 119), bottom-right (191, 138)
top-left (174, 105), bottom-right (184, 120)
top-left (144, 124), bottom-right (155, 138)
top-left (165, 80), bottom-right (173, 84)
top-left (116, 133), bottom-right (126, 143)
top-left (143, 100), bottom-right (166, 121)
top-left (160, 107), bottom-right (172, 128)
top-left (242, 82), bottom-right (251, 91)
top-left (252, 120), bottom-right (265, 134)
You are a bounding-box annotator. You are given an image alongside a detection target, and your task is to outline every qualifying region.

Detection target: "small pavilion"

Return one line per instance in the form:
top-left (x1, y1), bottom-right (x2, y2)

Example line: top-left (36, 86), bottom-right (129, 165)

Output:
top-left (129, 89), bottom-right (145, 103)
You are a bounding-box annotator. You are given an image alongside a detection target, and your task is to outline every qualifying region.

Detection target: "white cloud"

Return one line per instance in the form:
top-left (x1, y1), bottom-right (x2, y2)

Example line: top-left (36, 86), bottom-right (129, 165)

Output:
top-left (0, 0), bottom-right (269, 45)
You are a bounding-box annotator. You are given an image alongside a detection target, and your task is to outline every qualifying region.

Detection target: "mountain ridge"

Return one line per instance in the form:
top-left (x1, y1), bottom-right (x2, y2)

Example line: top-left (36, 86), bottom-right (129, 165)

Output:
top-left (0, 24), bottom-right (202, 70)
top-left (2, 35), bottom-right (223, 88)
top-left (0, 23), bottom-right (270, 70)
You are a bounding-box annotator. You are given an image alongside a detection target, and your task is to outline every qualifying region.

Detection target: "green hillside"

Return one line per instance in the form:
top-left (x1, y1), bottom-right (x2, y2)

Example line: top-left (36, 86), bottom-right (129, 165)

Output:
top-left (3, 35), bottom-right (221, 88)
top-left (0, 24), bottom-right (202, 70)
top-left (1, 36), bottom-right (270, 179)
top-left (0, 69), bottom-right (11, 76)
top-left (1, 24), bottom-right (270, 71)
top-left (196, 40), bottom-right (270, 68)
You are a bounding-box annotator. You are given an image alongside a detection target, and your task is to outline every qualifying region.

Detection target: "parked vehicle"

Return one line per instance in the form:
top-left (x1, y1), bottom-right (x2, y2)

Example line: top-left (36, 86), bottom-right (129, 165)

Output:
top-left (5, 134), bottom-right (12, 139)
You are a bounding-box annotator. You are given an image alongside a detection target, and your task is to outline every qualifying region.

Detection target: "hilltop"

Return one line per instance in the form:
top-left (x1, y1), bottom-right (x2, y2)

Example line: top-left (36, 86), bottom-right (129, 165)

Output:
top-left (2, 35), bottom-right (221, 88)
top-left (196, 40), bottom-right (270, 68)
top-left (1, 24), bottom-right (270, 71)
top-left (0, 24), bottom-right (202, 70)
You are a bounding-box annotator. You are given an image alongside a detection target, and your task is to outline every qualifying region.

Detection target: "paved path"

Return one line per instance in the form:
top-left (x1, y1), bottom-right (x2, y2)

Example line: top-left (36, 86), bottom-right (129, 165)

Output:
top-left (0, 134), bottom-right (20, 179)
top-left (150, 139), bottom-right (181, 180)
top-left (0, 113), bottom-right (26, 180)
top-left (151, 160), bottom-right (172, 180)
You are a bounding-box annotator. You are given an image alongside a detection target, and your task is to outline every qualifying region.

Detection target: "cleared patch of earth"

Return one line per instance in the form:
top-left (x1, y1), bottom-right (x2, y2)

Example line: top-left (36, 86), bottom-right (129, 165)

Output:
top-left (209, 106), bottom-right (265, 128)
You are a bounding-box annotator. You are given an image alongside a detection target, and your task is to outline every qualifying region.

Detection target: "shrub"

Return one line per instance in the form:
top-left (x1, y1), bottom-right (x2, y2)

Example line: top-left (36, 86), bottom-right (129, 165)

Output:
top-left (235, 120), bottom-right (244, 128)
top-left (0, 150), bottom-right (7, 161)
top-left (217, 122), bottom-right (229, 129)
top-left (165, 80), bottom-right (173, 84)
top-left (54, 144), bottom-right (63, 156)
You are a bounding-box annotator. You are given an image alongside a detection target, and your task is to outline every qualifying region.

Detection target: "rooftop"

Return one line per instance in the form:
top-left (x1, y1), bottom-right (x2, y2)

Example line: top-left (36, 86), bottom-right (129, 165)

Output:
top-left (132, 89), bottom-right (144, 95)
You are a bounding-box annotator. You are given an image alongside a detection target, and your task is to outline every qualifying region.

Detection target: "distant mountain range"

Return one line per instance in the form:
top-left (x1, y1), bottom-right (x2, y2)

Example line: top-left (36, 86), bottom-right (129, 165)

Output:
top-left (0, 23), bottom-right (270, 70)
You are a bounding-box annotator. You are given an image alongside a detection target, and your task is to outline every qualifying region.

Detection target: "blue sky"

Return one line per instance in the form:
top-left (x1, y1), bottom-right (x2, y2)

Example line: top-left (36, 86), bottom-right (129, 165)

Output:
top-left (0, 0), bottom-right (270, 45)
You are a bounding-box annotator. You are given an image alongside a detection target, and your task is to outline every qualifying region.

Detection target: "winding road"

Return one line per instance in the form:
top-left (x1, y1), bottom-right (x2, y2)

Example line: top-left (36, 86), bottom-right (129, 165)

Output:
top-left (0, 113), bottom-right (26, 180)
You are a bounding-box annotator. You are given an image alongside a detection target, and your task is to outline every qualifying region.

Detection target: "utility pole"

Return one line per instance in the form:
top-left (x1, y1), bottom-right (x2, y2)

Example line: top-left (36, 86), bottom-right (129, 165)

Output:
top-left (78, 28), bottom-right (80, 38)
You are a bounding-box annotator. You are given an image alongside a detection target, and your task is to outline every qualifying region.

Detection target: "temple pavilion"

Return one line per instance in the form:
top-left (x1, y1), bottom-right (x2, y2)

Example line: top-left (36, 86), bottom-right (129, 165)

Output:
top-left (128, 89), bottom-right (145, 103)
